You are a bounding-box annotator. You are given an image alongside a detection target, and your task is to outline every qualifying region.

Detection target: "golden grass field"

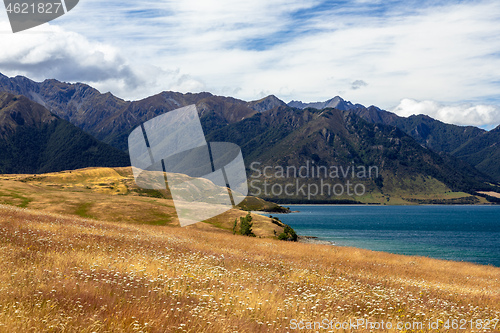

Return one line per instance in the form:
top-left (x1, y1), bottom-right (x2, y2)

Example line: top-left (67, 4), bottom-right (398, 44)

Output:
top-left (0, 168), bottom-right (499, 332)
top-left (0, 167), bottom-right (285, 237)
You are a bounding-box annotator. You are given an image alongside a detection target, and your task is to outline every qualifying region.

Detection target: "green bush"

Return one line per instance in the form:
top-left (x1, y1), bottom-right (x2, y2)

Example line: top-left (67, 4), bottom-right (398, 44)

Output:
top-left (278, 225), bottom-right (298, 242)
top-left (233, 213), bottom-right (256, 237)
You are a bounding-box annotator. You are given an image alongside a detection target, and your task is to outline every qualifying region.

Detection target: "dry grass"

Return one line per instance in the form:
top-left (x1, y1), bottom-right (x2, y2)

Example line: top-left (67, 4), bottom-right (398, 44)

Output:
top-left (0, 168), bottom-right (284, 237)
top-left (478, 192), bottom-right (500, 199)
top-left (0, 204), bottom-right (498, 332)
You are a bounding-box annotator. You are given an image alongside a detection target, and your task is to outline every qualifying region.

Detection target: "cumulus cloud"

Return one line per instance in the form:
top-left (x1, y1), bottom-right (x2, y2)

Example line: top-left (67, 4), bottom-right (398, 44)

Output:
top-left (393, 99), bottom-right (500, 127)
top-left (0, 15), bottom-right (206, 99)
top-left (0, 18), bottom-right (140, 88)
top-left (83, 0), bottom-right (500, 111)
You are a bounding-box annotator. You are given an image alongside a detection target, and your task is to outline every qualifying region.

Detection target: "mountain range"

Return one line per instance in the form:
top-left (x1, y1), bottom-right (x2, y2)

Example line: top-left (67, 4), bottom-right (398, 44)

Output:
top-left (0, 73), bottom-right (498, 203)
top-left (290, 96), bottom-right (499, 181)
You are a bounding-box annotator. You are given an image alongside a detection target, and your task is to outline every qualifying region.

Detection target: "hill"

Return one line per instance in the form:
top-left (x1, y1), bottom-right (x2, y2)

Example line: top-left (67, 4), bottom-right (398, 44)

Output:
top-left (0, 167), bottom-right (288, 237)
top-left (352, 108), bottom-right (486, 154)
top-left (205, 106), bottom-right (496, 204)
top-left (0, 203), bottom-right (498, 331)
top-left (290, 96), bottom-right (498, 181)
top-left (289, 96), bottom-right (487, 154)
top-left (0, 73), bottom-right (281, 151)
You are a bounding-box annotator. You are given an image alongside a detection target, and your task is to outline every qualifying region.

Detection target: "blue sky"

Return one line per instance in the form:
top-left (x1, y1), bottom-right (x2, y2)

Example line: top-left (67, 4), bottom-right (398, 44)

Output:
top-left (0, 0), bottom-right (500, 127)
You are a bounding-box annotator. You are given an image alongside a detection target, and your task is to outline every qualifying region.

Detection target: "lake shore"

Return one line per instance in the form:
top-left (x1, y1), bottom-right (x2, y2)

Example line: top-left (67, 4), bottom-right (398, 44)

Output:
top-left (297, 235), bottom-right (334, 245)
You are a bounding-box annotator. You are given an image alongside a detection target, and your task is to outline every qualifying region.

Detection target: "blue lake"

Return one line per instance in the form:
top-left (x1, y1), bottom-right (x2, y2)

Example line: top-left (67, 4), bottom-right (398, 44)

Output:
top-left (263, 205), bottom-right (500, 267)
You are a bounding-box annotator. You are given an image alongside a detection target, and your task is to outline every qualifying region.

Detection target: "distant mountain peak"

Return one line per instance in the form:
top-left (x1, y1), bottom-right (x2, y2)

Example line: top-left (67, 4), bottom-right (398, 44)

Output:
top-left (288, 96), bottom-right (364, 111)
top-left (248, 95), bottom-right (287, 113)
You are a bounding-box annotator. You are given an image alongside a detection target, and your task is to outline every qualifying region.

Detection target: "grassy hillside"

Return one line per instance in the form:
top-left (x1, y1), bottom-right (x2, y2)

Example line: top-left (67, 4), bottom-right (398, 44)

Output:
top-left (0, 167), bottom-right (286, 237)
top-left (0, 204), bottom-right (498, 332)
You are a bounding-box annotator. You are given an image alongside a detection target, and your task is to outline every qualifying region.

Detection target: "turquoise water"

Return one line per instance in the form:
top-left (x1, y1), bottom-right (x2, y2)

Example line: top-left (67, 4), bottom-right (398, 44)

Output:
top-left (264, 205), bottom-right (500, 267)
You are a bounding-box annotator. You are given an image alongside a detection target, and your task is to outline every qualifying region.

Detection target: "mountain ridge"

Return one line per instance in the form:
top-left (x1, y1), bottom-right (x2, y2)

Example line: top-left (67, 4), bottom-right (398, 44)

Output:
top-left (205, 104), bottom-right (494, 202)
top-left (0, 74), bottom-right (282, 150)
top-left (288, 96), bottom-right (365, 111)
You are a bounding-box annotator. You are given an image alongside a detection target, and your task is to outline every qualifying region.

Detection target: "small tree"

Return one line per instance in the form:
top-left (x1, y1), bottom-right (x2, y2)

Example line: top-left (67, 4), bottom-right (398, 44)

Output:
top-left (286, 225), bottom-right (298, 241)
top-left (239, 213), bottom-right (256, 237)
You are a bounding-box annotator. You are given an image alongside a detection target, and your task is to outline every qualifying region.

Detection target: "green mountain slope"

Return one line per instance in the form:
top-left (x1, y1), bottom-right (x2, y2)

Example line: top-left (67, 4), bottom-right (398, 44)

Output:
top-left (0, 92), bottom-right (130, 174)
top-left (452, 125), bottom-right (500, 182)
top-left (350, 108), bottom-right (498, 182)
top-left (290, 97), bottom-right (496, 181)
top-left (290, 97), bottom-right (488, 155)
top-left (205, 106), bottom-right (494, 203)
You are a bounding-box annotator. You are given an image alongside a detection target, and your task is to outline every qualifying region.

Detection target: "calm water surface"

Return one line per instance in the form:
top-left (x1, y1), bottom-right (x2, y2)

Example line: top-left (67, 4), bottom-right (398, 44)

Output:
top-left (263, 205), bottom-right (500, 267)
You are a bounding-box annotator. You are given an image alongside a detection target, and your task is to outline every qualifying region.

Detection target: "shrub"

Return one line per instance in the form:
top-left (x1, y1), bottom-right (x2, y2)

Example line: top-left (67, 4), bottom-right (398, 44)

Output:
top-left (233, 213), bottom-right (256, 237)
top-left (232, 218), bottom-right (238, 234)
top-left (278, 225), bottom-right (298, 242)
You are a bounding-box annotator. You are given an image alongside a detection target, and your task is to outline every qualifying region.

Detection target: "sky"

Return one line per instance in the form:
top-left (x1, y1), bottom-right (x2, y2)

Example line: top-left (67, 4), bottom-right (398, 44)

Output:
top-left (0, 0), bottom-right (500, 128)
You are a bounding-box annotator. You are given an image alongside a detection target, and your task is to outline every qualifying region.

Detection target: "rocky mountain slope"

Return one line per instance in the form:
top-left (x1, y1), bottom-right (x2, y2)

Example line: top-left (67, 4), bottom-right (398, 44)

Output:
top-left (0, 92), bottom-right (129, 173)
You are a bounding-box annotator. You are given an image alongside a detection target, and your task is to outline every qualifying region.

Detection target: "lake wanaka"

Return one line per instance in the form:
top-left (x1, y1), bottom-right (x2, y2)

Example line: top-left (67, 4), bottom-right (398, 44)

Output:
top-left (263, 205), bottom-right (500, 267)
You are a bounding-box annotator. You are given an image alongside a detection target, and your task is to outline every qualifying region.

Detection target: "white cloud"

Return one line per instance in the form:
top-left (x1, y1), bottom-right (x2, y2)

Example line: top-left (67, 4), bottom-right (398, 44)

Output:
top-left (0, 14), bottom-right (207, 99)
top-left (393, 99), bottom-right (500, 127)
top-left (0, 18), bottom-right (139, 91)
